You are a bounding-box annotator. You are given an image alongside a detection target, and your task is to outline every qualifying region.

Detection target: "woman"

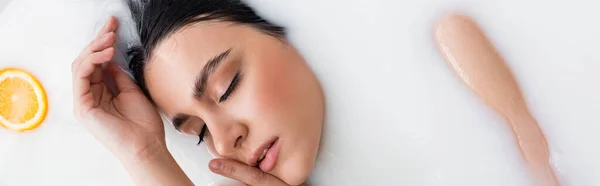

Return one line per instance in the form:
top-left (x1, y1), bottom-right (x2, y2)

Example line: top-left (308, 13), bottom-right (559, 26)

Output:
top-left (71, 0), bottom-right (325, 185)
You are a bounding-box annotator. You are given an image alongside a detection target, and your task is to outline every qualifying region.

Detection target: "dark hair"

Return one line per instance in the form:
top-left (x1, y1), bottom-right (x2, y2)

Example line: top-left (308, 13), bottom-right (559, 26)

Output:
top-left (126, 0), bottom-right (286, 100)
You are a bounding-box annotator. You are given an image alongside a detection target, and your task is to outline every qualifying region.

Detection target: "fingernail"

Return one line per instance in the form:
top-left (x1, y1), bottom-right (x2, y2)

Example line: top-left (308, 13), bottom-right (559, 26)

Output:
top-left (210, 160), bottom-right (222, 171)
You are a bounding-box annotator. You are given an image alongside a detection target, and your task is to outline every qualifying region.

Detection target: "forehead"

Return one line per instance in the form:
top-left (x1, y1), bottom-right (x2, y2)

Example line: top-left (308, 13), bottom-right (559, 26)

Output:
top-left (144, 22), bottom-right (245, 114)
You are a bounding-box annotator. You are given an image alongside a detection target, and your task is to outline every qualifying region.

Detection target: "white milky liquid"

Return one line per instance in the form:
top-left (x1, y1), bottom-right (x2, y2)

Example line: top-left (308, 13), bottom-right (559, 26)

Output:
top-left (0, 0), bottom-right (599, 185)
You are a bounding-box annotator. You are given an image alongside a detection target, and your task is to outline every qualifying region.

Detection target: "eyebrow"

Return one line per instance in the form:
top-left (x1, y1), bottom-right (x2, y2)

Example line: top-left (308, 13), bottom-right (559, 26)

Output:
top-left (170, 48), bottom-right (233, 129)
top-left (193, 48), bottom-right (233, 99)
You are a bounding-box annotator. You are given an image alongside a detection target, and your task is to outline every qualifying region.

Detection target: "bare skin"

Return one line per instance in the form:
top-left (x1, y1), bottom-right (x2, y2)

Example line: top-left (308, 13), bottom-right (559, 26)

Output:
top-left (72, 17), bottom-right (297, 186)
top-left (434, 13), bottom-right (560, 186)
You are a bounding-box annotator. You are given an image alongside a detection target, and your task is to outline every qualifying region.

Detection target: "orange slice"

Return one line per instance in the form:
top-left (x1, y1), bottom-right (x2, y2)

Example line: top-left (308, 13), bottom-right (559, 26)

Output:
top-left (0, 68), bottom-right (48, 132)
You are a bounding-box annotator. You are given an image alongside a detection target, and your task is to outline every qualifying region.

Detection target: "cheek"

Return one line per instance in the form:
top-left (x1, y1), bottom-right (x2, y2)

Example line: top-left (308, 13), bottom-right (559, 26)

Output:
top-left (236, 50), bottom-right (323, 132)
top-left (245, 65), bottom-right (298, 124)
top-left (234, 76), bottom-right (290, 130)
top-left (226, 68), bottom-right (301, 140)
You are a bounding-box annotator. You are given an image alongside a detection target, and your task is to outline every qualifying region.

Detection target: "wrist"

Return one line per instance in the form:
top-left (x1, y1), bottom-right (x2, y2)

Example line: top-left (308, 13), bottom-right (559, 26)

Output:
top-left (117, 140), bottom-right (193, 186)
top-left (118, 138), bottom-right (170, 165)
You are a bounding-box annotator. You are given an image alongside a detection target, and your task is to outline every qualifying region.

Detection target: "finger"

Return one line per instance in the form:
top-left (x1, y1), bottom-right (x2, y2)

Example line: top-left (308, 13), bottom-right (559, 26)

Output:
top-left (76, 47), bottom-right (115, 78)
top-left (72, 32), bottom-right (117, 72)
top-left (106, 62), bottom-right (140, 93)
top-left (73, 16), bottom-right (118, 70)
top-left (73, 48), bottom-right (115, 102)
top-left (96, 16), bottom-right (118, 39)
top-left (209, 159), bottom-right (286, 186)
top-left (85, 32), bottom-right (117, 56)
top-left (90, 63), bottom-right (103, 85)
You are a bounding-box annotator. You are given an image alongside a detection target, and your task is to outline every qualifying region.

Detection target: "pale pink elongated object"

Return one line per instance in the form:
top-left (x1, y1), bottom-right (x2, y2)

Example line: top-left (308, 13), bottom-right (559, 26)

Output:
top-left (433, 13), bottom-right (560, 186)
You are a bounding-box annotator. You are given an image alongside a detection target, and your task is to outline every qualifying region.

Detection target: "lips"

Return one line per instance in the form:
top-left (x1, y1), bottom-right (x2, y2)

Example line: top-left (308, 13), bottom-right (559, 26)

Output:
top-left (257, 143), bottom-right (272, 163)
top-left (248, 137), bottom-right (280, 172)
top-left (258, 137), bottom-right (281, 172)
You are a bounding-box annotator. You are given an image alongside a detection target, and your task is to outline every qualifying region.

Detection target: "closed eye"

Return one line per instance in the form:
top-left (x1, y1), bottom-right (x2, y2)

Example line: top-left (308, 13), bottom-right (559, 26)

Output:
top-left (219, 71), bottom-right (242, 102)
top-left (197, 124), bottom-right (208, 145)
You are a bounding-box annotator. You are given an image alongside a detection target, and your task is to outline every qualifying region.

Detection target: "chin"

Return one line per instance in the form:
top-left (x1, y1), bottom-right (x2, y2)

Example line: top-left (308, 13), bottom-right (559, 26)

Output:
top-left (280, 171), bottom-right (310, 186)
top-left (276, 157), bottom-right (314, 186)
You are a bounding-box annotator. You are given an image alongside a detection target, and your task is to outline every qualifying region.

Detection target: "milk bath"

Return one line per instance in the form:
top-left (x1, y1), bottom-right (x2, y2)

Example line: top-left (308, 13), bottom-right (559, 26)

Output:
top-left (0, 0), bottom-right (599, 185)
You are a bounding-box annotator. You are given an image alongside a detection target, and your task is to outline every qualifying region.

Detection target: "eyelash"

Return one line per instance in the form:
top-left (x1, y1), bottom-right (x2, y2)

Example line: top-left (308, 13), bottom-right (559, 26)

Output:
top-left (219, 71), bottom-right (242, 102)
top-left (197, 124), bottom-right (208, 145)
top-left (198, 72), bottom-right (241, 145)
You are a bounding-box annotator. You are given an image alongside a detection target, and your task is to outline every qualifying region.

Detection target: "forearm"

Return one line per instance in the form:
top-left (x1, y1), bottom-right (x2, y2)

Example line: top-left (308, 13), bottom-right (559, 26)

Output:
top-left (120, 143), bottom-right (193, 186)
top-left (508, 115), bottom-right (559, 186)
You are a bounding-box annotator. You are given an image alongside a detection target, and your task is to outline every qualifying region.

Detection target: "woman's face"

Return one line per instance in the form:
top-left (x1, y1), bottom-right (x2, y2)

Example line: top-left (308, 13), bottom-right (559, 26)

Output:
top-left (143, 21), bottom-right (324, 185)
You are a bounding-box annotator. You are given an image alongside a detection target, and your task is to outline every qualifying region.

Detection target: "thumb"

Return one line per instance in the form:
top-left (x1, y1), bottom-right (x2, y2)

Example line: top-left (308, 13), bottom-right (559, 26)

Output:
top-left (209, 159), bottom-right (288, 186)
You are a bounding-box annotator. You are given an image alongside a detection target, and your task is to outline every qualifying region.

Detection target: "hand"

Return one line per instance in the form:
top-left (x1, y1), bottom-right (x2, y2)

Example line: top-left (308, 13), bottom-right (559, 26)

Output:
top-left (209, 159), bottom-right (298, 186)
top-left (71, 16), bottom-right (165, 161)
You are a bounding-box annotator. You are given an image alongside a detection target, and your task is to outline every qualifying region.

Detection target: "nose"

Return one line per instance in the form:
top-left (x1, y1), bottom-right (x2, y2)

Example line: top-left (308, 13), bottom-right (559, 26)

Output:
top-left (207, 116), bottom-right (248, 156)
